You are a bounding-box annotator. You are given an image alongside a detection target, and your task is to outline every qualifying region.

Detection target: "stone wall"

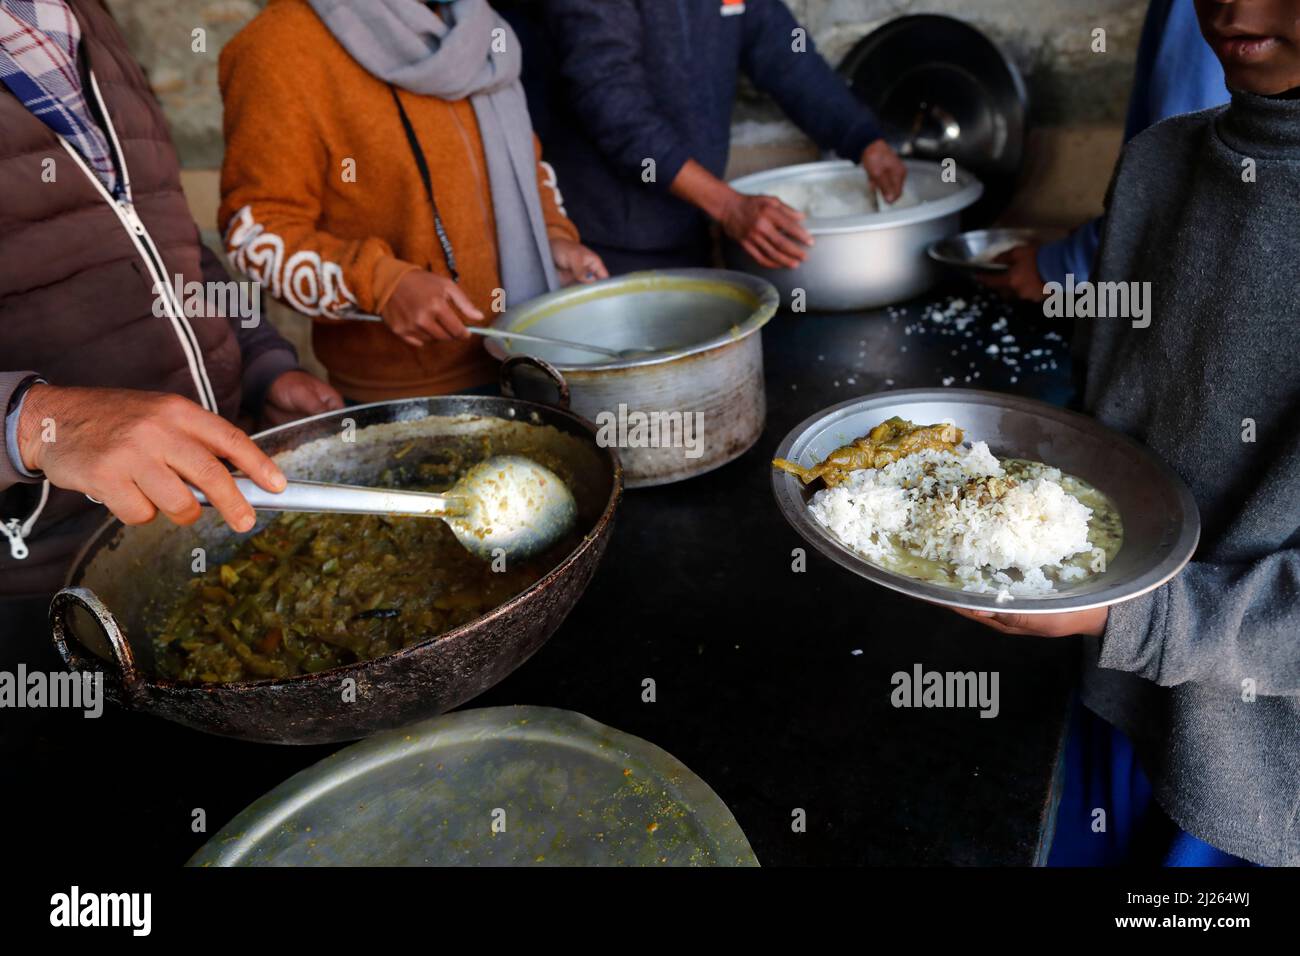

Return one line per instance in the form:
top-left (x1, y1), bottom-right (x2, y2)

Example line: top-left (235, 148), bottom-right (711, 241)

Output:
top-left (107, 0), bottom-right (1141, 172)
top-left (103, 0), bottom-right (1145, 371)
top-left (105, 0), bottom-right (264, 169)
top-left (728, 1), bottom-right (1143, 225)
top-left (748, 0), bottom-right (1143, 126)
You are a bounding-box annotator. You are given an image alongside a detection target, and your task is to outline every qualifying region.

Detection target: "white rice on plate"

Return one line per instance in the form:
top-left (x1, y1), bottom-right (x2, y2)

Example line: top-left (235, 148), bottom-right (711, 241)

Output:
top-left (807, 441), bottom-right (1097, 601)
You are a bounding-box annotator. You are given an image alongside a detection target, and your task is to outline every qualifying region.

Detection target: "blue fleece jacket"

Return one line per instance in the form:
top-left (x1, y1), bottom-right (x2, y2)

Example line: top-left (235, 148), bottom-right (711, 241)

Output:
top-left (541, 0), bottom-right (881, 253)
top-left (1037, 0), bottom-right (1227, 285)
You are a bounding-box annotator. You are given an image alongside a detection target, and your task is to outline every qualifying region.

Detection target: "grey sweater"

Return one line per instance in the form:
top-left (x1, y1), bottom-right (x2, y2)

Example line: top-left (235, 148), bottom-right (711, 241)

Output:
top-left (1083, 90), bottom-right (1300, 866)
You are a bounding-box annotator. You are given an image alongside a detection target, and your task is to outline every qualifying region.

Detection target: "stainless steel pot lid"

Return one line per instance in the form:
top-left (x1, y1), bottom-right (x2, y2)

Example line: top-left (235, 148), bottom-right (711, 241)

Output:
top-left (839, 14), bottom-right (1028, 224)
top-left (186, 705), bottom-right (759, 866)
top-left (487, 269), bottom-right (778, 371)
top-left (771, 389), bottom-right (1200, 614)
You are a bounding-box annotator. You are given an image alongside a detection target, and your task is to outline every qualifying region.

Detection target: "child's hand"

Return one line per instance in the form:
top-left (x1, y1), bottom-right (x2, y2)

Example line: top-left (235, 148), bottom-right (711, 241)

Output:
top-left (862, 138), bottom-right (907, 204)
top-left (976, 243), bottom-right (1047, 302)
top-left (551, 238), bottom-right (609, 286)
top-left (382, 270), bottom-right (483, 347)
top-left (262, 370), bottom-right (344, 427)
top-left (949, 605), bottom-right (1108, 638)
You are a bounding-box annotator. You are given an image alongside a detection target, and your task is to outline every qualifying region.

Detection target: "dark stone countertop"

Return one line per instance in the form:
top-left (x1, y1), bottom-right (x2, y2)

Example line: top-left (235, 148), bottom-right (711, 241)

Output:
top-left (2, 284), bottom-right (1085, 866)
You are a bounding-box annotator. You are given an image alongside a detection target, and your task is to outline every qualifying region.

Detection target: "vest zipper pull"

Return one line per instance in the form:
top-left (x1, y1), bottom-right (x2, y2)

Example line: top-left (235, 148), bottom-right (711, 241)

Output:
top-left (119, 199), bottom-right (146, 236)
top-left (2, 518), bottom-right (30, 560)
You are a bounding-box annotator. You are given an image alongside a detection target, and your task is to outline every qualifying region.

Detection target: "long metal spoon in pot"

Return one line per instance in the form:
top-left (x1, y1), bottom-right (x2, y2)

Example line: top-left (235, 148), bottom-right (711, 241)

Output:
top-left (351, 310), bottom-right (657, 360)
top-left (466, 326), bottom-right (660, 361)
top-left (190, 455), bottom-right (577, 562)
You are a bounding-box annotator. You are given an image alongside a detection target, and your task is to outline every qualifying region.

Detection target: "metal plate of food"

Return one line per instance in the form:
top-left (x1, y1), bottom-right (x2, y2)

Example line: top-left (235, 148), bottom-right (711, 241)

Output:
top-left (771, 389), bottom-right (1199, 613)
top-left (187, 706), bottom-right (758, 867)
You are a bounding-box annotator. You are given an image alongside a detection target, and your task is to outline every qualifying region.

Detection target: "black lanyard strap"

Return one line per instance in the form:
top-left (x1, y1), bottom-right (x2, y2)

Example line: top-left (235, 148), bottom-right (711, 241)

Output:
top-left (389, 86), bottom-right (459, 283)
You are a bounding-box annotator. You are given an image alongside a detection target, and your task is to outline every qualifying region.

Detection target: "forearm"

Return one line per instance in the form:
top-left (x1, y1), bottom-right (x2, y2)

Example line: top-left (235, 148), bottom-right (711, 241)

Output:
top-left (1037, 218), bottom-right (1103, 286)
top-left (221, 202), bottom-right (412, 320)
top-left (231, 319), bottom-right (297, 388)
top-left (669, 160), bottom-right (736, 222)
top-left (1100, 551), bottom-right (1300, 694)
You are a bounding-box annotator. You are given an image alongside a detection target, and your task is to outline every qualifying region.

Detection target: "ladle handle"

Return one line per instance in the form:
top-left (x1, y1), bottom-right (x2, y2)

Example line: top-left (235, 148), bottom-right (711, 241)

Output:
top-left (347, 311), bottom-right (621, 359)
top-left (466, 326), bottom-right (623, 358)
top-left (190, 478), bottom-right (461, 518)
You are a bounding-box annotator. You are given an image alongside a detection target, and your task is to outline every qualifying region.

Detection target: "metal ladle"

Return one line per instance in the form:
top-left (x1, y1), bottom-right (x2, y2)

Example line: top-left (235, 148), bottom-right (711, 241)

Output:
top-left (351, 310), bottom-right (658, 361)
top-left (191, 454), bottom-right (577, 562)
top-left (467, 326), bottom-right (660, 361)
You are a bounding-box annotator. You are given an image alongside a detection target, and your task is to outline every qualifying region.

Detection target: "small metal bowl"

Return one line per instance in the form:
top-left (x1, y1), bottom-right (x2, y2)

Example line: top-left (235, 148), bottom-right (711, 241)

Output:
top-left (927, 227), bottom-right (1054, 275)
top-left (771, 389), bottom-right (1200, 614)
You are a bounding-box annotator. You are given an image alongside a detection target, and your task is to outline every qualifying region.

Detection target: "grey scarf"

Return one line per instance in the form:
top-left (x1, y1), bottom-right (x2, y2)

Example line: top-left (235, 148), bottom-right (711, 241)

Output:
top-left (308, 0), bottom-right (559, 304)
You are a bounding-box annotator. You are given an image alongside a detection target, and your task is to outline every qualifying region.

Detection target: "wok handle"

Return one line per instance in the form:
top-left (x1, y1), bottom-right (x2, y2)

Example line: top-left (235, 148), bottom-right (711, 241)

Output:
top-left (49, 585), bottom-right (140, 686)
top-left (189, 477), bottom-right (461, 518)
top-left (499, 354), bottom-right (571, 410)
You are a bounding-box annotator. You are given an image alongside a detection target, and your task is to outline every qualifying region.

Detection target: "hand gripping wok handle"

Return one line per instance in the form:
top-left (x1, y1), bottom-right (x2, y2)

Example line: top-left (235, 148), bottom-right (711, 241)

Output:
top-left (190, 477), bottom-right (461, 518)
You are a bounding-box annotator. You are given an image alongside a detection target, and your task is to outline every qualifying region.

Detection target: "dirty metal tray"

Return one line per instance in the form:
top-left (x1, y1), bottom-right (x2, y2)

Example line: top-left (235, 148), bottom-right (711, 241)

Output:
top-left (188, 706), bottom-right (758, 867)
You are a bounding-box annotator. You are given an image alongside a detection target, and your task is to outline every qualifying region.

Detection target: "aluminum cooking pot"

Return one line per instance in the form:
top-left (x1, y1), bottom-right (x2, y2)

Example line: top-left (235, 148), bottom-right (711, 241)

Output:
top-left (725, 159), bottom-right (983, 311)
top-left (48, 384), bottom-right (622, 744)
top-left (485, 269), bottom-right (779, 487)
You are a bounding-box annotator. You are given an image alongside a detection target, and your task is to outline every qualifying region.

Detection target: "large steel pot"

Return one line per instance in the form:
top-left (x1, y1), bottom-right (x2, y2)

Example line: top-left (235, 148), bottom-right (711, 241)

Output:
top-left (725, 159), bottom-right (983, 311)
top-left (48, 382), bottom-right (622, 744)
top-left (485, 269), bottom-right (778, 487)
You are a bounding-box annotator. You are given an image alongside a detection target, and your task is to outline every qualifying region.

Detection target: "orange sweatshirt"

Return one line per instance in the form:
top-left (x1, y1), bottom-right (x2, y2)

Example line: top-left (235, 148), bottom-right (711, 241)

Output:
top-left (217, 0), bottom-right (579, 401)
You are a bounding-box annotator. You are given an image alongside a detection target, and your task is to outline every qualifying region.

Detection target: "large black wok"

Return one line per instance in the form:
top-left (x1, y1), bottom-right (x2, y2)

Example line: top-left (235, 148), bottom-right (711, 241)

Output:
top-left (49, 371), bottom-right (621, 744)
